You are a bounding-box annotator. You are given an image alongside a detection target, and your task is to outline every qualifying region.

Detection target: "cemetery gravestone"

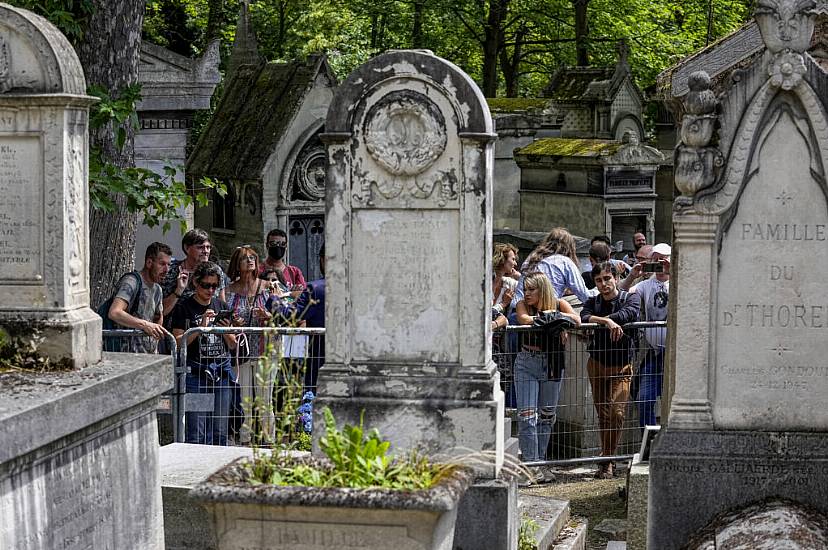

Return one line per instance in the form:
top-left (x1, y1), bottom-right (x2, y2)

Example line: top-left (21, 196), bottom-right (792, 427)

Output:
top-left (0, 2), bottom-right (100, 367)
top-left (650, 1), bottom-right (828, 547)
top-left (318, 49), bottom-right (503, 476)
top-left (0, 5), bottom-right (172, 549)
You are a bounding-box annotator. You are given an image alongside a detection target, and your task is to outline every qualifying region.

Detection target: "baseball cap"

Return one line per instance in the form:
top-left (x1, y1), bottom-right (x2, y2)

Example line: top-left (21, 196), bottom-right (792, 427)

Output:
top-left (652, 243), bottom-right (672, 256)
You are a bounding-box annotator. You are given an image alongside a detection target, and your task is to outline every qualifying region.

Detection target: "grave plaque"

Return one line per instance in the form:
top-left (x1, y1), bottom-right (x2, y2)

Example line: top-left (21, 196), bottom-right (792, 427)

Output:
top-left (0, 3), bottom-right (100, 366)
top-left (649, 1), bottom-right (828, 547)
top-left (318, 50), bottom-right (504, 477)
top-left (0, 135), bottom-right (41, 280)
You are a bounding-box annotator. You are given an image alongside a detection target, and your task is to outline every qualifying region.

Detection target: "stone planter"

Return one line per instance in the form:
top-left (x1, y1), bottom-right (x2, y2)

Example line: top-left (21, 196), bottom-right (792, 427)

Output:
top-left (190, 458), bottom-right (474, 550)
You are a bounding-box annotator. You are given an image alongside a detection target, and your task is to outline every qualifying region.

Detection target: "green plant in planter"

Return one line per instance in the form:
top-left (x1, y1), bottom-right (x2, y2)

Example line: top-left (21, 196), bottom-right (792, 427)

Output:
top-left (246, 407), bottom-right (451, 490)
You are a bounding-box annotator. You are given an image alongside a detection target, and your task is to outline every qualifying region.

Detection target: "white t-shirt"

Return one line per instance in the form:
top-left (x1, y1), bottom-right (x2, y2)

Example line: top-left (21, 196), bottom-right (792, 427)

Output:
top-left (631, 277), bottom-right (669, 349)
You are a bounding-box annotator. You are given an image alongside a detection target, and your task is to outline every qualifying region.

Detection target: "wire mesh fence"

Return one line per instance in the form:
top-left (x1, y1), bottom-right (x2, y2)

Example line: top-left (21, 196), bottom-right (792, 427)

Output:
top-left (107, 320), bottom-right (666, 466)
top-left (174, 326), bottom-right (324, 448)
top-left (494, 321), bottom-right (667, 466)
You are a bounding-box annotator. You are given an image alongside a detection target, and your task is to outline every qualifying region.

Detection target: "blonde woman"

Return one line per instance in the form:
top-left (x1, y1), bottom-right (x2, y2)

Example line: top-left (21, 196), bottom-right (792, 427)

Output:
top-left (514, 272), bottom-right (580, 473)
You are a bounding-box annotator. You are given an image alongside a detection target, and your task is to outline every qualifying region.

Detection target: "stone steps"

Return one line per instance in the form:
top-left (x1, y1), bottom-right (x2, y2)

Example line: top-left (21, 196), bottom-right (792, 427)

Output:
top-left (519, 494), bottom-right (585, 550)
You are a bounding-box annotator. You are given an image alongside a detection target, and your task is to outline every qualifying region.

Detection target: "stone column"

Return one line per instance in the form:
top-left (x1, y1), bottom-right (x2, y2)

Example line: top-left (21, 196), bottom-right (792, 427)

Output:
top-left (0, 4), bottom-right (100, 367)
top-left (318, 50), bottom-right (503, 477)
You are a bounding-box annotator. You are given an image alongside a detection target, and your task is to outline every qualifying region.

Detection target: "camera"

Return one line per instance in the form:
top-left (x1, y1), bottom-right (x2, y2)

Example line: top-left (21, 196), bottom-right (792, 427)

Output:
top-left (643, 262), bottom-right (663, 273)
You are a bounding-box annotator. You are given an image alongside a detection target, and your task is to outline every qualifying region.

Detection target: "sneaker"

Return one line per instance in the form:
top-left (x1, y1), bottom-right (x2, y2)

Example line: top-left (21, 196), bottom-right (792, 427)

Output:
top-left (519, 469), bottom-right (546, 487)
top-left (594, 463), bottom-right (614, 479)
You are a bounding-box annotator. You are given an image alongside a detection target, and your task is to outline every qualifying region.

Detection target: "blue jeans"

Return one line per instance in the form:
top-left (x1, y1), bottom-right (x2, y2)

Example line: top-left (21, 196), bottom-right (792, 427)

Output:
top-left (514, 351), bottom-right (563, 462)
top-left (185, 359), bottom-right (235, 445)
top-left (637, 350), bottom-right (664, 427)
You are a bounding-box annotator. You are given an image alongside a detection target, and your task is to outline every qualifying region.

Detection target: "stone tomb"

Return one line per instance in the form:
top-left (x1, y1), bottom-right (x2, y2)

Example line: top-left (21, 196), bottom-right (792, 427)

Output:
top-left (0, 2), bottom-right (100, 367)
top-left (318, 49), bottom-right (503, 476)
top-left (0, 5), bottom-right (173, 549)
top-left (649, 1), bottom-right (828, 547)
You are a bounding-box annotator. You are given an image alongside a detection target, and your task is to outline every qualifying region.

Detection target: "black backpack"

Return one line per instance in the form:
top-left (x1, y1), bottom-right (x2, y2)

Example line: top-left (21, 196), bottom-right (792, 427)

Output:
top-left (97, 271), bottom-right (143, 333)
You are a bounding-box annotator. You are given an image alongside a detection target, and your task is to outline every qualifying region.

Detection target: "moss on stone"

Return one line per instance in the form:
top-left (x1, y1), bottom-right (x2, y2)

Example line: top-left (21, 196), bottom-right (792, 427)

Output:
top-left (486, 98), bottom-right (549, 113)
top-left (517, 138), bottom-right (622, 158)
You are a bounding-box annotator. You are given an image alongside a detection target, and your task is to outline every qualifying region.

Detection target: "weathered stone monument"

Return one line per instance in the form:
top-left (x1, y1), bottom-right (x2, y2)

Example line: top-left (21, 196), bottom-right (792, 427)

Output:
top-left (650, 1), bottom-right (828, 547)
top-left (319, 50), bottom-right (515, 547)
top-left (0, 3), bottom-right (100, 366)
top-left (0, 4), bottom-right (171, 548)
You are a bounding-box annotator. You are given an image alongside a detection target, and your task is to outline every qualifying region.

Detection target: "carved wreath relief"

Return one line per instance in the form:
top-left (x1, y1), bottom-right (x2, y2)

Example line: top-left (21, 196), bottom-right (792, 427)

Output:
top-left (364, 91), bottom-right (447, 177)
top-left (359, 90), bottom-right (454, 206)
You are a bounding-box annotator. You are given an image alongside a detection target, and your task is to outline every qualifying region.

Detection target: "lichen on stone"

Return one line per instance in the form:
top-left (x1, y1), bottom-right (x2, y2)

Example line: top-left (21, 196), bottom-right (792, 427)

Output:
top-left (516, 137), bottom-right (622, 158)
top-left (486, 98), bottom-right (549, 113)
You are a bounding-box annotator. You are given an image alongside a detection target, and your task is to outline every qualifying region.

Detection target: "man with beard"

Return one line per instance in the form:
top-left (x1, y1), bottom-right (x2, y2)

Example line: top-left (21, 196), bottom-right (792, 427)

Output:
top-left (107, 242), bottom-right (173, 353)
top-left (162, 228), bottom-right (228, 316)
top-left (260, 228), bottom-right (306, 297)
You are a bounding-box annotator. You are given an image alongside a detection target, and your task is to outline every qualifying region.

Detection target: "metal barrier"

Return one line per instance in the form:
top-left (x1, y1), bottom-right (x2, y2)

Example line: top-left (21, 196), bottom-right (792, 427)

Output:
top-left (494, 321), bottom-right (667, 467)
top-left (160, 321), bottom-right (667, 471)
top-left (174, 326), bottom-right (324, 446)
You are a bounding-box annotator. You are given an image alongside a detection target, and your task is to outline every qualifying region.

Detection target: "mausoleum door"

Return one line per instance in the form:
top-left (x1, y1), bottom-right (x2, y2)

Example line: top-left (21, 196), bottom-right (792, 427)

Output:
top-left (288, 216), bottom-right (325, 281)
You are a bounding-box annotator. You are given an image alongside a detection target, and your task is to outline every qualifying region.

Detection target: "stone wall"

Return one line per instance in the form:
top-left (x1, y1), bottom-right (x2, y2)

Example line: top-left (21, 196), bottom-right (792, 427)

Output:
top-left (520, 193), bottom-right (605, 236)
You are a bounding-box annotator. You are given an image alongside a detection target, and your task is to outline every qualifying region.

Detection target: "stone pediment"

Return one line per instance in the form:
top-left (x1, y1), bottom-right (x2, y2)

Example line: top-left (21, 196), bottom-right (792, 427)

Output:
top-left (0, 4), bottom-right (85, 95)
top-left (138, 41), bottom-right (220, 111)
top-left (660, 7), bottom-right (828, 99)
top-left (605, 141), bottom-right (667, 166)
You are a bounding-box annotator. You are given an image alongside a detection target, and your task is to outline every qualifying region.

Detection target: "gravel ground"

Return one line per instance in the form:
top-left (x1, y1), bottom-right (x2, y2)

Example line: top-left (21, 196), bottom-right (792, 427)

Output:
top-left (521, 465), bottom-right (628, 550)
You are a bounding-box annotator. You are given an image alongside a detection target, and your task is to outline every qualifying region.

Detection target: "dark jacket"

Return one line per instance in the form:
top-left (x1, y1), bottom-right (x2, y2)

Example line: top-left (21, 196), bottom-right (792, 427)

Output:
top-left (580, 291), bottom-right (640, 367)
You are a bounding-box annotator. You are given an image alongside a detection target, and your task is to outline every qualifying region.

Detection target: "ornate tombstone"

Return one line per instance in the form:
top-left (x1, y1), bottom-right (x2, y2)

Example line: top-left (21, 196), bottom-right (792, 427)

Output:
top-left (650, 1), bottom-right (828, 547)
top-left (0, 3), bottom-right (99, 367)
top-left (319, 50), bottom-right (504, 476)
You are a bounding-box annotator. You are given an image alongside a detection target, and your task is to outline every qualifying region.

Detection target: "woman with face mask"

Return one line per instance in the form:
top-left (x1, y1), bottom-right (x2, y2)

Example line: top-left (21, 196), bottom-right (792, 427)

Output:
top-left (260, 228), bottom-right (306, 299)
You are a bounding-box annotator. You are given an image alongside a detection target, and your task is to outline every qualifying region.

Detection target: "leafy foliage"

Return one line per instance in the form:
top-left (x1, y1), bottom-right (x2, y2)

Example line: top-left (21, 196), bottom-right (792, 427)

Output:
top-left (87, 84), bottom-right (225, 233)
top-left (246, 407), bottom-right (449, 490)
top-left (518, 516), bottom-right (539, 550)
top-left (4, 0), bottom-right (94, 42)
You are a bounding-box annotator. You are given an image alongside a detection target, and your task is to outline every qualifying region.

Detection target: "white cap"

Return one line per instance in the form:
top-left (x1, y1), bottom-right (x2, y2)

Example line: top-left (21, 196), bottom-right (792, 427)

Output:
top-left (652, 243), bottom-right (672, 256)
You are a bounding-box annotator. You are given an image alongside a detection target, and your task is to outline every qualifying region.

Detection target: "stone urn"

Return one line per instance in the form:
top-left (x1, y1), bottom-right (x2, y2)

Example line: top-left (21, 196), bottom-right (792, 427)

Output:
top-left (190, 457), bottom-right (474, 550)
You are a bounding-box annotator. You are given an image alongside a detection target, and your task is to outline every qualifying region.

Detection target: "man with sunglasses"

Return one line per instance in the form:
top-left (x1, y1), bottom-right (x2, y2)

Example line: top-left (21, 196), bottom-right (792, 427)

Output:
top-left (260, 228), bottom-right (305, 298)
top-left (170, 261), bottom-right (237, 445)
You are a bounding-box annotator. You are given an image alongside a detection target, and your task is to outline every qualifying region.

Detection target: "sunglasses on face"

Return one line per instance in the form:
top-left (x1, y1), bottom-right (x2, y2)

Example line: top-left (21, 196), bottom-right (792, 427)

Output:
top-left (198, 281), bottom-right (219, 290)
top-left (244, 255), bottom-right (257, 262)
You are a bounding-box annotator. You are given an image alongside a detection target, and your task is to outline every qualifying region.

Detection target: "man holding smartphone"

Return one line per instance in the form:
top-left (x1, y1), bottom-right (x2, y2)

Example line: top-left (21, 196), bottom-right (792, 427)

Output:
top-left (630, 243), bottom-right (671, 428)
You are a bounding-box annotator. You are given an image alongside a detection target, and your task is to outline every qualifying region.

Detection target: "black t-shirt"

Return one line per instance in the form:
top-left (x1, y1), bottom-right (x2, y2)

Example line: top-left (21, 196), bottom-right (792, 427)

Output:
top-left (580, 291), bottom-right (641, 367)
top-left (170, 295), bottom-right (230, 365)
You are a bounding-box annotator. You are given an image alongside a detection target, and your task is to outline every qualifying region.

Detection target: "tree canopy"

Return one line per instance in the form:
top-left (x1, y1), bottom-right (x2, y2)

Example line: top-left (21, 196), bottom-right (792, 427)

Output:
top-left (141, 0), bottom-right (753, 96)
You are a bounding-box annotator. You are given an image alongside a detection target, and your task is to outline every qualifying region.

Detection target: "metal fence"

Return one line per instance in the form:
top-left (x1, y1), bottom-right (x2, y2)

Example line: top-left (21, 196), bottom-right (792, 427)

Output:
top-left (174, 326), bottom-right (324, 447)
top-left (104, 321), bottom-right (666, 467)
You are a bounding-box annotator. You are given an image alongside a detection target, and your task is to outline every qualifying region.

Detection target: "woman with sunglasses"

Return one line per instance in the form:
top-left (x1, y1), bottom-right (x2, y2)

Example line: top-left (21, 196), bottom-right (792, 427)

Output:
top-left (170, 261), bottom-right (237, 446)
top-left (225, 246), bottom-right (274, 444)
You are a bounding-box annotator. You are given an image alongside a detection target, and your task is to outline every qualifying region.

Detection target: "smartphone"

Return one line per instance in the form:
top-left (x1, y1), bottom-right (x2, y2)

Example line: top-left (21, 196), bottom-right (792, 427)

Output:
top-left (213, 310), bottom-right (234, 323)
top-left (643, 262), bottom-right (663, 273)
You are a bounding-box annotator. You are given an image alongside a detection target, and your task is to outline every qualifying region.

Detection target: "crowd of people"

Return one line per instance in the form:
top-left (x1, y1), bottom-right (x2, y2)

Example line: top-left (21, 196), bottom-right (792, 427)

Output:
top-left (101, 228), bottom-right (325, 446)
top-left (101, 225), bottom-right (669, 468)
top-left (492, 228), bottom-right (670, 482)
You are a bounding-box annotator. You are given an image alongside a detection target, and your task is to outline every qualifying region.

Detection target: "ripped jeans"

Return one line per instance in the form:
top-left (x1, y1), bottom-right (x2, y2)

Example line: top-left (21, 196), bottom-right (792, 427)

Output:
top-left (514, 350), bottom-right (563, 462)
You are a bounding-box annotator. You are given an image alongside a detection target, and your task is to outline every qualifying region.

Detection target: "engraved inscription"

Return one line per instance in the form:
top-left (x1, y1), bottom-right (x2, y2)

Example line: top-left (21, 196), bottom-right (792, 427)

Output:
top-left (715, 105), bottom-right (828, 427)
top-left (223, 520), bottom-right (422, 550)
top-left (0, 136), bottom-right (41, 280)
top-left (656, 459), bottom-right (817, 488)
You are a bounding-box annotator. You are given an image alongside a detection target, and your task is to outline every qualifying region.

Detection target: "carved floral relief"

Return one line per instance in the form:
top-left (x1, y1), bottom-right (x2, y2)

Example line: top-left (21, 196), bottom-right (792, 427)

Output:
top-left (0, 35), bottom-right (11, 93)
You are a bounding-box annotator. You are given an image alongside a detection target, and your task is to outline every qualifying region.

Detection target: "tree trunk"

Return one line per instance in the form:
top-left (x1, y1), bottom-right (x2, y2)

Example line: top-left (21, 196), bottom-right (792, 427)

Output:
top-left (76, 0), bottom-right (144, 307)
top-left (499, 24), bottom-right (526, 97)
top-left (412, 0), bottom-right (425, 48)
top-left (482, 0), bottom-right (509, 97)
top-left (206, 0), bottom-right (225, 43)
top-left (572, 0), bottom-right (590, 66)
